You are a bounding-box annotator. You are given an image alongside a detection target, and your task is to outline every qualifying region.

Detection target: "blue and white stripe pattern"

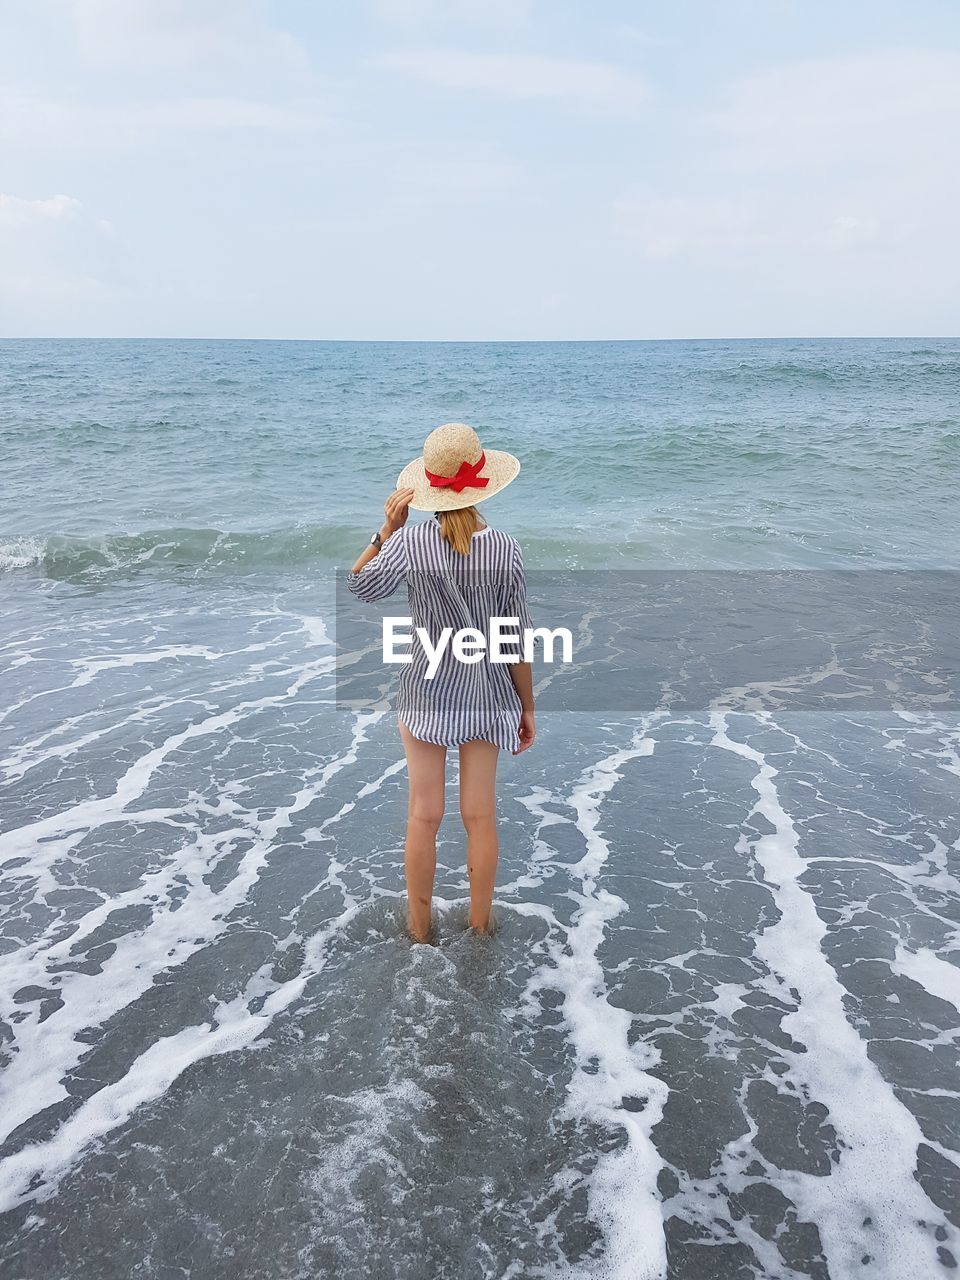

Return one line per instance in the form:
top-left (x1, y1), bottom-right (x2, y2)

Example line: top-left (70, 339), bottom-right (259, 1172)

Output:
top-left (346, 517), bottom-right (532, 751)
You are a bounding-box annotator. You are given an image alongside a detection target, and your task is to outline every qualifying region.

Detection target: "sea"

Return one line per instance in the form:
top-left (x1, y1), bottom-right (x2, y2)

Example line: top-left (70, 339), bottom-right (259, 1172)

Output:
top-left (1, 337), bottom-right (958, 1279)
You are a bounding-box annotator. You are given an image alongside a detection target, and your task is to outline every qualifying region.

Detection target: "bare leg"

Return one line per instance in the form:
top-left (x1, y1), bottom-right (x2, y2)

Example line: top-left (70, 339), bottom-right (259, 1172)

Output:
top-left (399, 721), bottom-right (446, 942)
top-left (458, 738), bottom-right (500, 932)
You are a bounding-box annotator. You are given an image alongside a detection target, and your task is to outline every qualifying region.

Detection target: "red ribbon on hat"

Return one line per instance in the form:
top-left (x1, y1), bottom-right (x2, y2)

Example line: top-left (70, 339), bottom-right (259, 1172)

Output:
top-left (424, 451), bottom-right (490, 493)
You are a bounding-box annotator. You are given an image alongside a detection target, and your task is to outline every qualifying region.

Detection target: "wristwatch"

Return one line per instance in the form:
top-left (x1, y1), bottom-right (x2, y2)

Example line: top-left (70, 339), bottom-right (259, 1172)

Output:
top-left (370, 530), bottom-right (383, 550)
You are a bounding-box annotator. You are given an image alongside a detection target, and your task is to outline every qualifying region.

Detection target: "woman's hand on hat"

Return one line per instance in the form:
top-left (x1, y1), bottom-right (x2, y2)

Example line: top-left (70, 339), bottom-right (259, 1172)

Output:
top-left (383, 487), bottom-right (415, 535)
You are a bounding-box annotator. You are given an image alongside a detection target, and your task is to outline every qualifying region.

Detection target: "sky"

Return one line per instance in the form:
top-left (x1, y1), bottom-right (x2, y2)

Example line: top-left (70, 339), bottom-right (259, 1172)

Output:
top-left (1, 0), bottom-right (959, 340)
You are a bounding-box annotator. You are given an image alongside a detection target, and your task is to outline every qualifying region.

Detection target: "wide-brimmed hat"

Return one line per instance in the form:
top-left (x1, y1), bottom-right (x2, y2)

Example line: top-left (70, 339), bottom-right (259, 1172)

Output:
top-left (397, 422), bottom-right (520, 512)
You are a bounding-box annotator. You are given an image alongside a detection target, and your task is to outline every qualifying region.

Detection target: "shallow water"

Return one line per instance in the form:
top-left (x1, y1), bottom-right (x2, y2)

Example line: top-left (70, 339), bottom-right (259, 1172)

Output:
top-left (1, 339), bottom-right (959, 1278)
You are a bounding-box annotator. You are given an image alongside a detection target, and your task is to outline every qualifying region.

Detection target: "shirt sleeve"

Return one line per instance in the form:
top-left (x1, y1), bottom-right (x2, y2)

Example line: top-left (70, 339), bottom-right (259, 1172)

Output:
top-left (509, 538), bottom-right (533, 634)
top-left (346, 528), bottom-right (408, 602)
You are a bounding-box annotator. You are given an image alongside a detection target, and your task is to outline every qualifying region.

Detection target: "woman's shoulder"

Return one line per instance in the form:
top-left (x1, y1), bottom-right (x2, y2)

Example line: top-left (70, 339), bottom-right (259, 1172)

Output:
top-left (407, 516), bottom-right (522, 560)
top-left (477, 520), bottom-right (517, 543)
top-left (406, 517), bottom-right (434, 540)
top-left (402, 516), bottom-right (444, 565)
top-left (493, 526), bottom-right (523, 556)
top-left (481, 525), bottom-right (524, 573)
top-left (406, 517), bottom-right (450, 549)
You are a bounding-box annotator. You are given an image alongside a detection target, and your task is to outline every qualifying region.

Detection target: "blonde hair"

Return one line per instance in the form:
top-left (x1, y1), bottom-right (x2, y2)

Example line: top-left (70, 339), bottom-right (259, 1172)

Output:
top-left (437, 506), bottom-right (479, 555)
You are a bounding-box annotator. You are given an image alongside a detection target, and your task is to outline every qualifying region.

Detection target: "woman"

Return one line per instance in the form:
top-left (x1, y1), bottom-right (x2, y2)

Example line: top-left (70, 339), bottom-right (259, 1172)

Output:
top-left (347, 422), bottom-right (535, 943)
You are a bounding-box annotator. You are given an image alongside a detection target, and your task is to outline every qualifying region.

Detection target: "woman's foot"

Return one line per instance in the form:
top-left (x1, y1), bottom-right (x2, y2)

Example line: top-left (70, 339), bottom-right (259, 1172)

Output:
top-left (406, 905), bottom-right (433, 944)
top-left (466, 908), bottom-right (496, 936)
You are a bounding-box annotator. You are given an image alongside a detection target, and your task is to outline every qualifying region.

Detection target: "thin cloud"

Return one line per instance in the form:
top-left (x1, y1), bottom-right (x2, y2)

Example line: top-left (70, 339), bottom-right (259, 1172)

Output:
top-left (0, 270), bottom-right (110, 306)
top-left (613, 194), bottom-right (889, 260)
top-left (614, 195), bottom-right (773, 259)
top-left (0, 192), bottom-right (116, 239)
top-left (375, 0), bottom-right (533, 27)
top-left (0, 93), bottom-right (328, 147)
top-left (136, 97), bottom-right (327, 132)
top-left (56, 0), bottom-right (307, 72)
top-left (0, 193), bottom-right (82, 223)
top-left (613, 25), bottom-right (677, 48)
top-left (398, 157), bottom-right (515, 191)
top-left (613, 46), bottom-right (959, 297)
top-left (0, 193), bottom-right (113, 327)
top-left (707, 48), bottom-right (960, 172)
top-left (373, 48), bottom-right (650, 108)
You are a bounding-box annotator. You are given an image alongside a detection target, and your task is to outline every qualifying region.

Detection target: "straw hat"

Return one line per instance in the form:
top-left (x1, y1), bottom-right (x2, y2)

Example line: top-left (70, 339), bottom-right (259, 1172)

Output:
top-left (397, 422), bottom-right (520, 512)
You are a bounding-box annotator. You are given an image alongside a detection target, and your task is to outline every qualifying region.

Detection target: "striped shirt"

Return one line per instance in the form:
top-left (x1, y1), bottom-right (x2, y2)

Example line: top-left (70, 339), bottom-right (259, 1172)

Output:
top-left (346, 517), bottom-right (533, 751)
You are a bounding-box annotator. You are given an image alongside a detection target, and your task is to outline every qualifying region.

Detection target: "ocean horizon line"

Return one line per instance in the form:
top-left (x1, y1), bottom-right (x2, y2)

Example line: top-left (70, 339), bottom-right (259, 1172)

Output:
top-left (2, 332), bottom-right (959, 345)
